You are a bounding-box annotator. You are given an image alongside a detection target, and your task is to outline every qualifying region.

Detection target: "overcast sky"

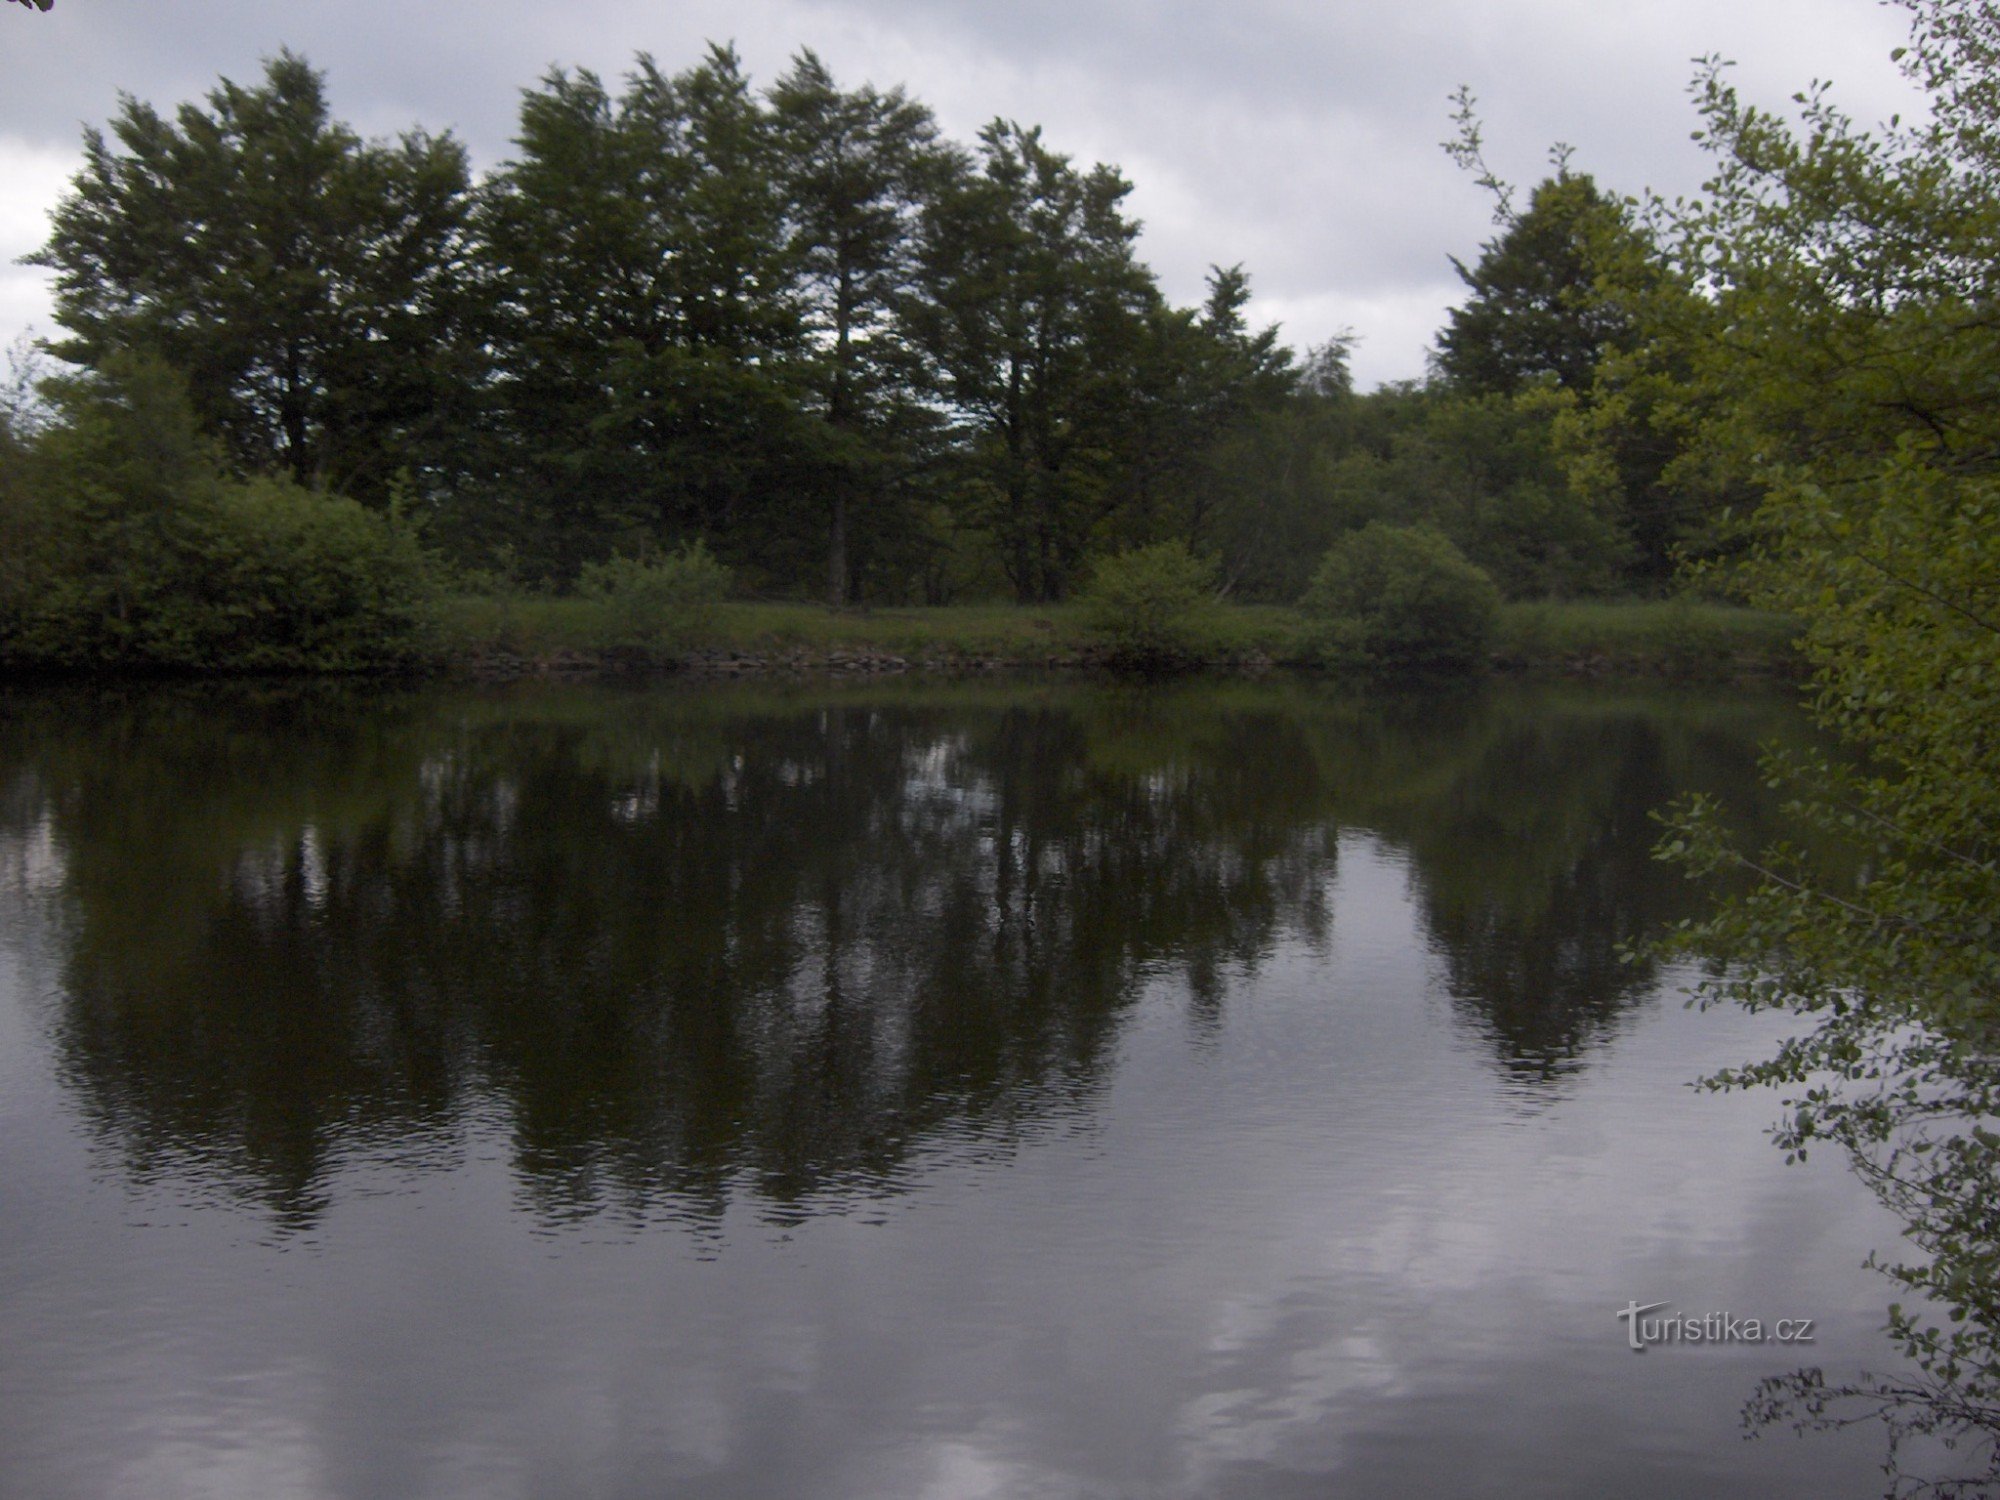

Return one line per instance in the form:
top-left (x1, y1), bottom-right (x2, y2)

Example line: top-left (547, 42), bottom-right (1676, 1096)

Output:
top-left (1, 0), bottom-right (1921, 389)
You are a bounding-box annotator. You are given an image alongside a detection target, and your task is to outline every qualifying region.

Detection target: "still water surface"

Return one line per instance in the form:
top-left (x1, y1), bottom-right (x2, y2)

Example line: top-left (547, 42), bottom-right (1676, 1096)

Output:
top-left (0, 677), bottom-right (1913, 1497)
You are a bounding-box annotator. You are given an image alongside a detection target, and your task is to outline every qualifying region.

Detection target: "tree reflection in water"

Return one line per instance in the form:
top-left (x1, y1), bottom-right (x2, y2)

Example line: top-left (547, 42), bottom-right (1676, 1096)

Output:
top-left (0, 678), bottom-right (1800, 1227)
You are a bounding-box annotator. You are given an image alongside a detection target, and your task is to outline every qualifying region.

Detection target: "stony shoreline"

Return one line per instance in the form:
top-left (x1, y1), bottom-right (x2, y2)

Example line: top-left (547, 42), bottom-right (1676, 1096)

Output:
top-left (445, 642), bottom-right (1797, 684)
top-left (453, 643), bottom-right (1130, 682)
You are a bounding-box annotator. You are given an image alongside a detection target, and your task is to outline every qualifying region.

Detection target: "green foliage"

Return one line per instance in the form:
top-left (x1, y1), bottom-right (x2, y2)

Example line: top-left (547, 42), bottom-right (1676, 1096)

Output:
top-left (1301, 522), bottom-right (1500, 674)
top-left (461, 46), bottom-right (970, 602)
top-left (1104, 265), bottom-right (1296, 559)
top-left (769, 50), bottom-right (950, 605)
top-left (1435, 170), bottom-right (1645, 396)
top-left (474, 47), bottom-right (815, 583)
top-left (0, 357), bottom-right (432, 671)
top-left (1205, 365), bottom-right (1638, 603)
top-left (575, 542), bottom-right (733, 652)
top-left (1330, 384), bottom-right (1629, 597)
top-left (1643, 3), bottom-right (2000, 1484)
top-left (1078, 540), bottom-right (1219, 666)
top-left (1436, 112), bottom-right (1712, 586)
top-left (17, 41), bottom-right (1751, 634)
top-left (31, 52), bottom-right (483, 505)
top-left (1494, 598), bottom-right (1797, 674)
top-left (1200, 342), bottom-right (1362, 601)
top-left (910, 120), bottom-right (1160, 603)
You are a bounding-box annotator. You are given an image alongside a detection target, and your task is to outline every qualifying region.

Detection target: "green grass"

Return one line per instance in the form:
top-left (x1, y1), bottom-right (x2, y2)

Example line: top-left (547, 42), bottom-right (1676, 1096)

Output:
top-left (711, 602), bottom-right (1089, 657)
top-left (435, 596), bottom-right (1302, 660)
top-left (705, 600), bottom-right (1302, 658)
top-left (1495, 599), bottom-right (1800, 673)
top-left (430, 593), bottom-right (1799, 676)
top-left (432, 596), bottom-right (1088, 660)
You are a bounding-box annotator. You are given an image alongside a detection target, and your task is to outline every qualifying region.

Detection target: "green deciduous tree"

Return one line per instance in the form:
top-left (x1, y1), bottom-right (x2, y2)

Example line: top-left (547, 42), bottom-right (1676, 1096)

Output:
top-left (1301, 520), bottom-right (1500, 674)
top-left (912, 121), bottom-right (1157, 602)
top-left (474, 46), bottom-right (811, 581)
top-left (0, 354), bottom-right (431, 670)
top-left (1107, 264), bottom-right (1296, 555)
top-left (1649, 3), bottom-right (2000, 1487)
top-left (22, 42), bottom-right (1324, 614)
top-left (1201, 339), bottom-right (1363, 601)
top-left (1438, 122), bottom-right (1705, 586)
top-left (32, 52), bottom-right (485, 505)
top-left (1320, 381), bottom-right (1629, 598)
top-left (768, 50), bottom-right (948, 604)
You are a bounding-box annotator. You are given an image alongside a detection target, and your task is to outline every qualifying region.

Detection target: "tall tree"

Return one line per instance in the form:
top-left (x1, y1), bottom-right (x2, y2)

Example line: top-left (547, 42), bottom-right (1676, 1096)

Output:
top-left (476, 46), bottom-right (809, 578)
top-left (1436, 159), bottom-right (1700, 584)
top-left (1107, 264), bottom-right (1294, 553)
top-left (1434, 171), bottom-right (1640, 396)
top-left (1202, 339), bottom-right (1365, 600)
top-left (912, 121), bottom-right (1156, 603)
top-left (1651, 2), bottom-right (2000, 1484)
top-left (32, 52), bottom-right (483, 503)
top-left (768, 51), bottom-right (945, 604)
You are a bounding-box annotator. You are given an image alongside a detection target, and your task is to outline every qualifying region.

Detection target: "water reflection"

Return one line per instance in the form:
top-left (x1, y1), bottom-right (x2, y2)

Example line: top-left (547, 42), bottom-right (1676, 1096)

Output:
top-left (0, 679), bottom-right (1801, 1225)
top-left (1310, 693), bottom-right (1795, 1083)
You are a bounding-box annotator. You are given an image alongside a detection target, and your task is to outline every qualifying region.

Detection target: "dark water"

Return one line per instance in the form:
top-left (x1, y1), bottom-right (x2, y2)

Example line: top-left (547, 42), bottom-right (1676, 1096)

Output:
top-left (0, 677), bottom-right (1914, 1498)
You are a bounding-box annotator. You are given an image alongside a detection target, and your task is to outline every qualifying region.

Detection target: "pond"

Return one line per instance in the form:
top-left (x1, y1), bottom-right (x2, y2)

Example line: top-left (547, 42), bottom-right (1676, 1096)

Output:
top-left (0, 676), bottom-right (1916, 1497)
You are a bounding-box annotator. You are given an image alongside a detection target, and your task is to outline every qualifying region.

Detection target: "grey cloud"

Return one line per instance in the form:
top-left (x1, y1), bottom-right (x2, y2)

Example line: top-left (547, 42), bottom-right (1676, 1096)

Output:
top-left (0, 0), bottom-right (1921, 386)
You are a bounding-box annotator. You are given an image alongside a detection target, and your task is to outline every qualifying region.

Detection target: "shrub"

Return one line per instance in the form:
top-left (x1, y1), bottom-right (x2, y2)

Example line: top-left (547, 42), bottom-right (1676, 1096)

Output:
top-left (1079, 540), bottom-right (1220, 667)
top-left (196, 478), bottom-right (435, 669)
top-left (0, 356), bottom-right (433, 671)
top-left (576, 541), bottom-right (732, 652)
top-left (1300, 522), bottom-right (1501, 674)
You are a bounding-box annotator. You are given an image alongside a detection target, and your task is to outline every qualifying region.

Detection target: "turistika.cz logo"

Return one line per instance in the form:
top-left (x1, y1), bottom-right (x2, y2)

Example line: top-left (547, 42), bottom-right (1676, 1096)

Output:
top-left (1616, 1301), bottom-right (1816, 1352)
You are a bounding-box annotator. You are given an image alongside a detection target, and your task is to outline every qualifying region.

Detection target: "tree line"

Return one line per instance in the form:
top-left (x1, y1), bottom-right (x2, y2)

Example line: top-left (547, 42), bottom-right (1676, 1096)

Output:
top-left (7, 44), bottom-right (1705, 627)
top-left (5, 12), bottom-right (1998, 1475)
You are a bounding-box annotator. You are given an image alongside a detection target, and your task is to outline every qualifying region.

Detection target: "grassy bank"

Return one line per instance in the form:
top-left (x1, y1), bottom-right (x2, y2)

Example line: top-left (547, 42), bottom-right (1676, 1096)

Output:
top-left (1492, 599), bottom-right (1801, 675)
top-left (431, 595), bottom-right (1799, 678)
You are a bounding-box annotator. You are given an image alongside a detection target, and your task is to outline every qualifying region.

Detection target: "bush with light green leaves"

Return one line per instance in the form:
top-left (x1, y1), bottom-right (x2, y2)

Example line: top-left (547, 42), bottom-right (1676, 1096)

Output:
top-left (1078, 540), bottom-right (1220, 668)
top-left (0, 355), bottom-right (432, 672)
top-left (575, 542), bottom-right (732, 653)
top-left (1300, 522), bottom-right (1500, 674)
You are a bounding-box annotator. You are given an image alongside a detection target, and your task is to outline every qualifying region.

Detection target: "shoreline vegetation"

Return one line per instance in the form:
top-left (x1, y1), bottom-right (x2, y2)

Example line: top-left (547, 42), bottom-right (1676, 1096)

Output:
top-left (4, 1), bottom-right (1996, 1486)
top-left (430, 595), bottom-right (1797, 681)
top-left (0, 591), bottom-right (1800, 685)
top-left (5, 49), bottom-right (1790, 691)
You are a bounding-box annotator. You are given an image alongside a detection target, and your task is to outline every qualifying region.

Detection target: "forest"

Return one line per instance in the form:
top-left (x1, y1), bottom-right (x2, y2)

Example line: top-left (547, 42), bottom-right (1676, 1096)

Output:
top-left (2, 1), bottom-right (1998, 1483)
top-left (0, 44), bottom-right (1721, 671)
